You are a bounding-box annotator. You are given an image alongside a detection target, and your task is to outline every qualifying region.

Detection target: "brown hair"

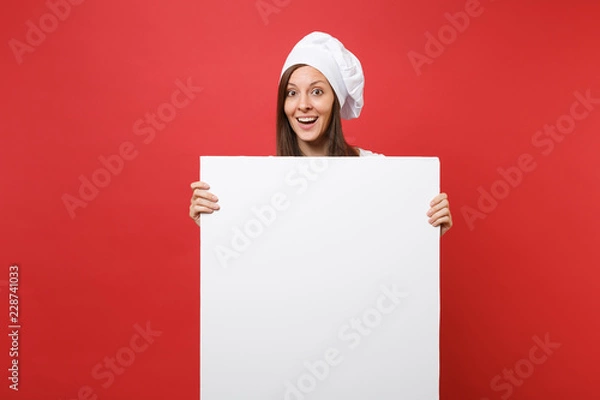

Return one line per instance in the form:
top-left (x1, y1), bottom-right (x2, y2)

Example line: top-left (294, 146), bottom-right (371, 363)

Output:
top-left (276, 64), bottom-right (359, 157)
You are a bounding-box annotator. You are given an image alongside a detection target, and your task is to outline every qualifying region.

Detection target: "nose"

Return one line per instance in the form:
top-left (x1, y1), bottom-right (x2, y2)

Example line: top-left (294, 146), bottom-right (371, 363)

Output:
top-left (298, 93), bottom-right (312, 111)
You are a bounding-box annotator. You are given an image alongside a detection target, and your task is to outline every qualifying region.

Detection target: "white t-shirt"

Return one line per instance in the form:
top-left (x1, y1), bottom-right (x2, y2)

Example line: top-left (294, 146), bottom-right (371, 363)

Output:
top-left (358, 148), bottom-right (383, 157)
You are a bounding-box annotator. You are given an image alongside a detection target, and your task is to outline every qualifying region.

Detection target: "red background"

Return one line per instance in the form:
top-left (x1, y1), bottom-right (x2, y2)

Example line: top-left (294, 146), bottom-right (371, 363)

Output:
top-left (1, 0), bottom-right (599, 399)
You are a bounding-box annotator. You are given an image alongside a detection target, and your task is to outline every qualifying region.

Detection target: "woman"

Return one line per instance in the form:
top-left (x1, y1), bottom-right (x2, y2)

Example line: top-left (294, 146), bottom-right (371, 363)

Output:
top-left (189, 32), bottom-right (452, 235)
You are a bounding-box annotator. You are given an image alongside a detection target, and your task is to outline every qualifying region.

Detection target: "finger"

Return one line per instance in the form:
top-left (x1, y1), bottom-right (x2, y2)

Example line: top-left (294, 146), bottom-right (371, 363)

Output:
top-left (429, 192), bottom-right (448, 207)
top-left (191, 198), bottom-right (220, 210)
top-left (189, 204), bottom-right (201, 220)
top-left (190, 181), bottom-right (210, 190)
top-left (428, 207), bottom-right (451, 224)
top-left (189, 205), bottom-right (198, 220)
top-left (429, 215), bottom-right (451, 227)
top-left (192, 189), bottom-right (219, 202)
top-left (190, 206), bottom-right (214, 226)
top-left (426, 199), bottom-right (449, 217)
top-left (190, 204), bottom-right (218, 217)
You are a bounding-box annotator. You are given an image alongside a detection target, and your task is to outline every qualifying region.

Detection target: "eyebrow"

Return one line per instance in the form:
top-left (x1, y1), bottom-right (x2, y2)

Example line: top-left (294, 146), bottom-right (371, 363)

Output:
top-left (287, 80), bottom-right (327, 87)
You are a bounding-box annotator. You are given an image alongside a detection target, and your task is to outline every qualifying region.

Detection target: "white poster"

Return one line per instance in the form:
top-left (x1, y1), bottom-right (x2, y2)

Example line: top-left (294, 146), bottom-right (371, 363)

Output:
top-left (200, 156), bottom-right (440, 400)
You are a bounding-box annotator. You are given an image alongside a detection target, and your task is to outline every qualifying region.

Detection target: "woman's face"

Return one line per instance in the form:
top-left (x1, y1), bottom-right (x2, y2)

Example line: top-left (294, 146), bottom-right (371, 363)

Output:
top-left (284, 66), bottom-right (335, 152)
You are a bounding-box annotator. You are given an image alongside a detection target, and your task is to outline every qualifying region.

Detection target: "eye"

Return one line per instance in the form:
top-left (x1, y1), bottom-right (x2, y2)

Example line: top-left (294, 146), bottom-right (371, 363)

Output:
top-left (312, 88), bottom-right (324, 95)
top-left (286, 89), bottom-right (296, 97)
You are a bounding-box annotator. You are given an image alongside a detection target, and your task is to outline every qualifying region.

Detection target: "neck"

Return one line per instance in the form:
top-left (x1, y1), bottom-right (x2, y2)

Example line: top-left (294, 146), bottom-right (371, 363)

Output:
top-left (298, 138), bottom-right (328, 157)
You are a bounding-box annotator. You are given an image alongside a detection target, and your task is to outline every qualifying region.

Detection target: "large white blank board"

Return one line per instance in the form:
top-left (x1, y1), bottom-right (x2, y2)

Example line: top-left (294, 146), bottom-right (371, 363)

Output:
top-left (200, 156), bottom-right (440, 400)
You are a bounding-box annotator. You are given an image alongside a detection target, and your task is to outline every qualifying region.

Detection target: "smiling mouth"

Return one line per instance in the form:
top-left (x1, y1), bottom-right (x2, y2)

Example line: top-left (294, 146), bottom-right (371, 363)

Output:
top-left (297, 117), bottom-right (318, 124)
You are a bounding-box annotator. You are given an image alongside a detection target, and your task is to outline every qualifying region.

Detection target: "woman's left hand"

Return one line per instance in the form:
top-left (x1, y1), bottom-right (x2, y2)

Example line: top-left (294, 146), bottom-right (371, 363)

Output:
top-left (427, 193), bottom-right (453, 236)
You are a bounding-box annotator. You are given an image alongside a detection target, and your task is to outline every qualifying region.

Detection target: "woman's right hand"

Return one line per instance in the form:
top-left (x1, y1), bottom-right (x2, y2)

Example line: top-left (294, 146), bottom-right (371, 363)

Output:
top-left (189, 181), bottom-right (220, 226)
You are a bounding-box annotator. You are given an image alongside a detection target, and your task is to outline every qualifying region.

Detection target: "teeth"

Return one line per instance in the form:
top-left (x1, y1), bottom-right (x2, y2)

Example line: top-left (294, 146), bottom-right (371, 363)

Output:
top-left (298, 117), bottom-right (317, 123)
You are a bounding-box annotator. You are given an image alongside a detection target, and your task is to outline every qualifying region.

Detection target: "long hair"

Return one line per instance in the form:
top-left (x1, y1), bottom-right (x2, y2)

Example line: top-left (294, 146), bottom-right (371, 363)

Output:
top-left (276, 64), bottom-right (359, 157)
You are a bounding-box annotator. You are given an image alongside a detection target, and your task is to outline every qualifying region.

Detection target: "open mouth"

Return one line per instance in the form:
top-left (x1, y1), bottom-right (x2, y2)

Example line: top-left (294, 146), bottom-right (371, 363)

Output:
top-left (297, 117), bottom-right (318, 124)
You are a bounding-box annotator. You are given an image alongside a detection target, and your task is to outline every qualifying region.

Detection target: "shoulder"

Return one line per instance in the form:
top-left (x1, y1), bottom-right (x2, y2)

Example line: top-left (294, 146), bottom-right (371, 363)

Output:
top-left (357, 148), bottom-right (385, 157)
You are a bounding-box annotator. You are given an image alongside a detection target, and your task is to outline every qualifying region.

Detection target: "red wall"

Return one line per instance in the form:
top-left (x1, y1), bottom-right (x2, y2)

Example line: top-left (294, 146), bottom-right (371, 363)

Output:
top-left (2, 0), bottom-right (599, 399)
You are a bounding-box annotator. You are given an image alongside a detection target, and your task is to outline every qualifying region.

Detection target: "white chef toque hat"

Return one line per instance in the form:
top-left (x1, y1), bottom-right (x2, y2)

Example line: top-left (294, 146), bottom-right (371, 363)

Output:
top-left (281, 31), bottom-right (365, 120)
